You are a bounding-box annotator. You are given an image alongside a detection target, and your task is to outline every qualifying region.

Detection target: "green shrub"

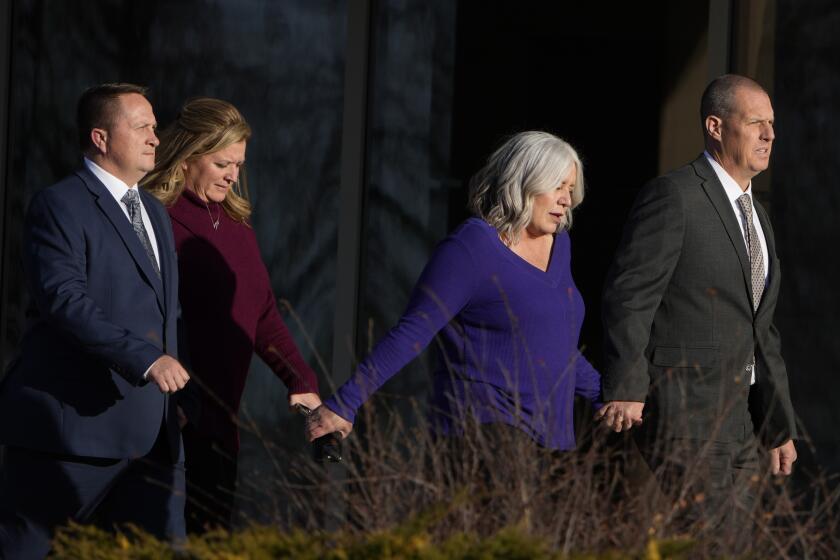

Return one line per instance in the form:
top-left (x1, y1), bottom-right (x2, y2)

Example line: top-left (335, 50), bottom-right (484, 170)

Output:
top-left (50, 520), bottom-right (694, 560)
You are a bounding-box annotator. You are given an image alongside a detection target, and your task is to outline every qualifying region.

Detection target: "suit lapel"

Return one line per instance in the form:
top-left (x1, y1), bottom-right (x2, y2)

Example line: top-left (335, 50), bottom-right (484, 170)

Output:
top-left (754, 201), bottom-right (778, 314)
top-left (77, 168), bottom-right (165, 312)
top-left (692, 157), bottom-right (754, 306)
top-left (141, 189), bottom-right (173, 316)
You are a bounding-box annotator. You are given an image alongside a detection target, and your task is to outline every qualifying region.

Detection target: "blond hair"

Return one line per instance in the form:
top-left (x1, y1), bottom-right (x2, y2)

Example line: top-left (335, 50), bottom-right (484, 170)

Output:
top-left (142, 97), bottom-right (252, 223)
top-left (468, 131), bottom-right (584, 245)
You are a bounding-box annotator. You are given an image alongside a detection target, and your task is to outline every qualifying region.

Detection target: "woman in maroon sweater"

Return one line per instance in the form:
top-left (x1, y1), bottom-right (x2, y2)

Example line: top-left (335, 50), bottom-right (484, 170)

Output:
top-left (142, 97), bottom-right (320, 533)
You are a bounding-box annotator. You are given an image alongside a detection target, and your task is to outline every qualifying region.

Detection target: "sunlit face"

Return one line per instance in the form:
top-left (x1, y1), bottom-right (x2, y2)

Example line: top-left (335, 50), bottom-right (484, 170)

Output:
top-left (710, 87), bottom-right (775, 188)
top-left (183, 140), bottom-right (247, 203)
top-left (100, 93), bottom-right (159, 186)
top-left (526, 163), bottom-right (576, 237)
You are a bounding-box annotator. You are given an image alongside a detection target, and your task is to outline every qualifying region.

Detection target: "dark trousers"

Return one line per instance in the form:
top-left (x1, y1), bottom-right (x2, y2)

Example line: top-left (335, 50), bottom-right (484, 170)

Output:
top-left (442, 422), bottom-right (563, 531)
top-left (446, 422), bottom-right (561, 479)
top-left (0, 423), bottom-right (185, 560)
top-left (182, 424), bottom-right (238, 534)
top-left (635, 423), bottom-right (760, 551)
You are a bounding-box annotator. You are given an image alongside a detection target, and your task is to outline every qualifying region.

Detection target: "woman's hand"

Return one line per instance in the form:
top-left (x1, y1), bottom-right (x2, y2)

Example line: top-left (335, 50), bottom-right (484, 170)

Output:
top-left (305, 405), bottom-right (353, 441)
top-left (289, 392), bottom-right (322, 411)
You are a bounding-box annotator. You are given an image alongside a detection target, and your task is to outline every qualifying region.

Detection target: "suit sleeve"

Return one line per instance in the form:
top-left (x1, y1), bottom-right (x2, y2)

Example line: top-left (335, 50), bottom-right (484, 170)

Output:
top-left (23, 189), bottom-right (163, 385)
top-left (601, 177), bottom-right (685, 402)
top-left (324, 237), bottom-right (477, 423)
top-left (752, 217), bottom-right (798, 446)
top-left (752, 322), bottom-right (797, 447)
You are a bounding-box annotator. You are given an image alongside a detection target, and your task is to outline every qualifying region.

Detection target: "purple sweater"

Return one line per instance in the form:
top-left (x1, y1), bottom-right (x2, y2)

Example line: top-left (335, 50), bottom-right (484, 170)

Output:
top-left (325, 218), bottom-right (601, 450)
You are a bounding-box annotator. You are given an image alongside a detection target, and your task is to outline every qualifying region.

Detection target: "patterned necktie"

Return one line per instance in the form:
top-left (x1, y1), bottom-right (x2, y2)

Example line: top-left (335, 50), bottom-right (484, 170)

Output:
top-left (738, 193), bottom-right (763, 383)
top-left (737, 193), bottom-right (764, 310)
top-left (121, 189), bottom-right (161, 279)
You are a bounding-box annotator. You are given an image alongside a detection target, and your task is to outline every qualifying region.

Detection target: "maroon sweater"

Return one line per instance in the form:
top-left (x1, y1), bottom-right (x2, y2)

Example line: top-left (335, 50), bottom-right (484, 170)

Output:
top-left (169, 190), bottom-right (318, 452)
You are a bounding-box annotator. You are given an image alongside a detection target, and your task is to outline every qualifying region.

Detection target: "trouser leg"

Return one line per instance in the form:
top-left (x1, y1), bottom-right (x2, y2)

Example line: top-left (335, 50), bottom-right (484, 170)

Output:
top-left (95, 421), bottom-right (186, 541)
top-left (636, 429), bottom-right (759, 553)
top-left (446, 422), bottom-right (545, 530)
top-left (182, 424), bottom-right (237, 533)
top-left (0, 447), bottom-right (125, 560)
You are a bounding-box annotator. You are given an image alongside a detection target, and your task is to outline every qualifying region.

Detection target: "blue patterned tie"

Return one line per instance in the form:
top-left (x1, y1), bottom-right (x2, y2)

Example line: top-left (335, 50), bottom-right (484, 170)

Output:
top-left (121, 189), bottom-right (161, 279)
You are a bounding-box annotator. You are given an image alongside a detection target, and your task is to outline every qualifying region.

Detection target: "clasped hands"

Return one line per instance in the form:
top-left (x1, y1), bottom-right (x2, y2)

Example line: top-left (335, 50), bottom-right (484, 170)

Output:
top-left (595, 400), bottom-right (644, 432)
top-left (303, 403), bottom-right (353, 442)
top-left (287, 393), bottom-right (352, 441)
top-left (594, 400), bottom-right (797, 476)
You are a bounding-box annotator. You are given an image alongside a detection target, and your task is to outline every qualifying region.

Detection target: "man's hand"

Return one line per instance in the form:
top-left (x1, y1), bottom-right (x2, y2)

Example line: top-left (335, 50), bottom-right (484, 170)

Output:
top-left (146, 355), bottom-right (190, 394)
top-left (769, 439), bottom-right (797, 476)
top-left (289, 392), bottom-right (322, 412)
top-left (595, 401), bottom-right (645, 432)
top-left (305, 405), bottom-right (352, 441)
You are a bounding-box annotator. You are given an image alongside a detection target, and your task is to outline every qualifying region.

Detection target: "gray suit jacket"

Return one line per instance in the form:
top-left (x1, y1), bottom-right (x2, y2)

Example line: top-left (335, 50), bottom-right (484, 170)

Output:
top-left (602, 155), bottom-right (796, 446)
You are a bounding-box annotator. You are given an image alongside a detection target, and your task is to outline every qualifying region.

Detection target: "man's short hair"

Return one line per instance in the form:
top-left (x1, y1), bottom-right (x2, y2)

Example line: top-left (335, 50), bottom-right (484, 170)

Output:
top-left (77, 83), bottom-right (148, 151)
top-left (700, 74), bottom-right (767, 130)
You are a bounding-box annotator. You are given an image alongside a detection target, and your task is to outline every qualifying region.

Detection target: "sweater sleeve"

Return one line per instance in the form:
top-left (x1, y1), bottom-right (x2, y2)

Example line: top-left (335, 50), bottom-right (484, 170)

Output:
top-left (253, 261), bottom-right (320, 396)
top-left (573, 351), bottom-right (603, 409)
top-left (324, 237), bottom-right (477, 423)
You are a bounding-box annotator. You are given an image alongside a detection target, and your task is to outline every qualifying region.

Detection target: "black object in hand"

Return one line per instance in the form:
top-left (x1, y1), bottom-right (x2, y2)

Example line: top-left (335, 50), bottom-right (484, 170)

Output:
top-left (295, 404), bottom-right (343, 463)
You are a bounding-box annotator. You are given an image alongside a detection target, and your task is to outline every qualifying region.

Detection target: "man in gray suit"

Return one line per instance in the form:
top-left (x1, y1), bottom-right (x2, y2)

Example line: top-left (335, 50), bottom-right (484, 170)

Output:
top-left (598, 74), bottom-right (797, 530)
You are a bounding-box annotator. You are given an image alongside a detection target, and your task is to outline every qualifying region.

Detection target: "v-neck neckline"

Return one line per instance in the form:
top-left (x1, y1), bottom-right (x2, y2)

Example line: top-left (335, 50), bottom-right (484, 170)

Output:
top-left (505, 236), bottom-right (555, 274)
top-left (473, 218), bottom-right (561, 285)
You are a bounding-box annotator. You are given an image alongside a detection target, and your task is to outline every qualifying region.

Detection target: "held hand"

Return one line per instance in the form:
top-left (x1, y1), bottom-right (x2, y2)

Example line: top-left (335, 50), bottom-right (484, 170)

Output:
top-left (595, 401), bottom-right (644, 432)
top-left (305, 405), bottom-right (352, 442)
top-left (147, 355), bottom-right (190, 394)
top-left (769, 439), bottom-right (797, 476)
top-left (289, 392), bottom-right (322, 412)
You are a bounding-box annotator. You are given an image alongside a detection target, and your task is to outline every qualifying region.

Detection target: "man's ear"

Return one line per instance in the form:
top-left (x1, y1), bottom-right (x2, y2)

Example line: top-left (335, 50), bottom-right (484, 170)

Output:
top-left (90, 128), bottom-right (108, 154)
top-left (705, 115), bottom-right (723, 142)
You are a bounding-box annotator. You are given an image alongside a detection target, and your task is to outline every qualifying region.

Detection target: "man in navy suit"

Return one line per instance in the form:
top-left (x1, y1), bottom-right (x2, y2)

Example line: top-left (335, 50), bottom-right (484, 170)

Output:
top-left (0, 83), bottom-right (190, 558)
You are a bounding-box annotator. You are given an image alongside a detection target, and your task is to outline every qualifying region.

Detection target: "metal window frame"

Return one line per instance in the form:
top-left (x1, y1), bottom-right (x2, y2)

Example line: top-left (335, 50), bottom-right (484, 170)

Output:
top-left (708, 0), bottom-right (733, 80)
top-left (331, 0), bottom-right (374, 387)
top-left (0, 0), bottom-right (15, 376)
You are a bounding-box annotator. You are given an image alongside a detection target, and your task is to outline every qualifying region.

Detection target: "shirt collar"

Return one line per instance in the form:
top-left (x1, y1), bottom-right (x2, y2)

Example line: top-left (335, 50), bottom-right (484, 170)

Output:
top-left (84, 157), bottom-right (138, 202)
top-left (703, 151), bottom-right (753, 204)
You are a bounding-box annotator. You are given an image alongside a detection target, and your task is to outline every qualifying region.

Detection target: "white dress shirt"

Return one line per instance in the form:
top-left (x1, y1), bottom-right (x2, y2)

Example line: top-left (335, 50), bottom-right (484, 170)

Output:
top-left (84, 157), bottom-right (160, 267)
top-left (704, 151), bottom-right (768, 384)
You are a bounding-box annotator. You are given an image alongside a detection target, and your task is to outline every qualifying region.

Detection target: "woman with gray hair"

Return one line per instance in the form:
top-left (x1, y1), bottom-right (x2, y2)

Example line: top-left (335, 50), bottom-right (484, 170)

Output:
top-left (308, 131), bottom-right (601, 451)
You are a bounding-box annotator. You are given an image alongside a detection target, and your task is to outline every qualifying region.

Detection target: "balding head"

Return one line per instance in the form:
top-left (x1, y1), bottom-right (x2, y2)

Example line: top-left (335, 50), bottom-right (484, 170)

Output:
top-left (701, 74), bottom-right (775, 189)
top-left (700, 74), bottom-right (767, 134)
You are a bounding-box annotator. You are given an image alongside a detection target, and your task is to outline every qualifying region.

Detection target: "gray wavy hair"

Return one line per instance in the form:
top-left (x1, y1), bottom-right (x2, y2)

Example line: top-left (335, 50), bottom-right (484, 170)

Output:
top-left (467, 131), bottom-right (584, 244)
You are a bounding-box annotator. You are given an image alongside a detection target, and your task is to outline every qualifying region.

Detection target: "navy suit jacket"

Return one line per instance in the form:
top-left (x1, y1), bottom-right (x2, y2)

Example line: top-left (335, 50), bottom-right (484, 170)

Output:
top-left (0, 166), bottom-right (181, 460)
